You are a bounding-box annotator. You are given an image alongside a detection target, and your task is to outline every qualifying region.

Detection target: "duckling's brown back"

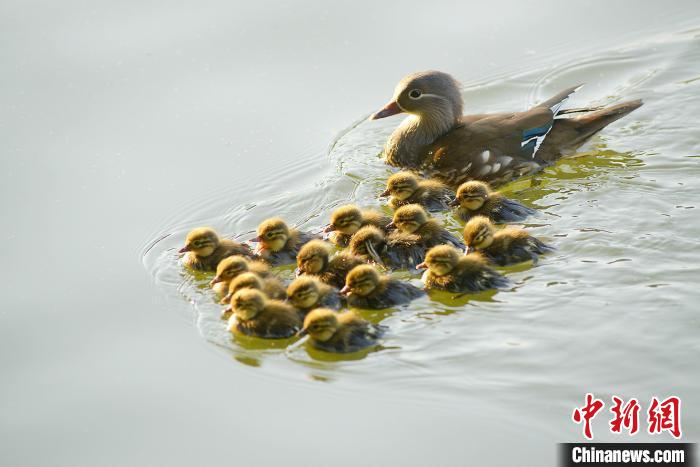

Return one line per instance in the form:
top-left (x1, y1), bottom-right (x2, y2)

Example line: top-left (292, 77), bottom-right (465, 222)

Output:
top-left (323, 252), bottom-right (364, 288)
top-left (361, 210), bottom-right (391, 231)
top-left (251, 300), bottom-right (301, 338)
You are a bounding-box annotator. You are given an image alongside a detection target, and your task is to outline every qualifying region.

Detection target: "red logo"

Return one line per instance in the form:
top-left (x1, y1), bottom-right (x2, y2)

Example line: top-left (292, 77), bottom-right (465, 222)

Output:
top-left (648, 396), bottom-right (682, 439)
top-left (609, 396), bottom-right (640, 435)
top-left (572, 393), bottom-right (605, 440)
top-left (572, 394), bottom-right (682, 440)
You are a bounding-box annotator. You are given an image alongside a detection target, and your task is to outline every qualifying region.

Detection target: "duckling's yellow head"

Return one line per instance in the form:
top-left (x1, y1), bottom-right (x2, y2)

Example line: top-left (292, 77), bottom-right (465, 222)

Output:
top-left (287, 276), bottom-right (322, 309)
top-left (256, 217), bottom-right (290, 252)
top-left (383, 172), bottom-right (419, 200)
top-left (391, 204), bottom-right (428, 234)
top-left (329, 204), bottom-right (364, 235)
top-left (296, 240), bottom-right (330, 274)
top-left (211, 255), bottom-right (249, 285)
top-left (421, 245), bottom-right (460, 276)
top-left (348, 225), bottom-right (385, 258)
top-left (180, 227), bottom-right (220, 257)
top-left (463, 215), bottom-right (495, 251)
top-left (228, 272), bottom-right (263, 296)
top-left (300, 308), bottom-right (339, 342)
top-left (342, 264), bottom-right (380, 297)
top-left (231, 289), bottom-right (265, 321)
top-left (455, 181), bottom-right (491, 210)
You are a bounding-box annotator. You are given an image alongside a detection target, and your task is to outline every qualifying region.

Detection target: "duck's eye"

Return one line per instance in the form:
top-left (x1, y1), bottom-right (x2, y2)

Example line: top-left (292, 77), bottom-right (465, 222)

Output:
top-left (408, 89), bottom-right (422, 99)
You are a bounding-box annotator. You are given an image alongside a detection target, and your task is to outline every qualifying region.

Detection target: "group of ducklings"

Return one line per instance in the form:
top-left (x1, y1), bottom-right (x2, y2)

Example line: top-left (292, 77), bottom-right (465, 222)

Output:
top-left (178, 172), bottom-right (552, 354)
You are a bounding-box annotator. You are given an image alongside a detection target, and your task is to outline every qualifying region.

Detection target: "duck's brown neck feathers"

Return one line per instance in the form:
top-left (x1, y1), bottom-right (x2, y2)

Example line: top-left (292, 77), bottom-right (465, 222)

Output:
top-left (385, 111), bottom-right (459, 167)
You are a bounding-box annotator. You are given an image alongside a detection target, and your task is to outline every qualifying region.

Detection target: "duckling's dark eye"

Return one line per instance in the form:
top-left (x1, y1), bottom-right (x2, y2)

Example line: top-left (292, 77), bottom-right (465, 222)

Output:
top-left (408, 89), bottom-right (422, 99)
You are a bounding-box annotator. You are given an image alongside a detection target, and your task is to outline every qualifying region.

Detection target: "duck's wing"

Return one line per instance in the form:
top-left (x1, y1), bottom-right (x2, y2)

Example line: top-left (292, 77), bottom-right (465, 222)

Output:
top-left (326, 254), bottom-right (364, 288)
top-left (341, 323), bottom-right (386, 352)
top-left (521, 85), bottom-right (583, 157)
top-left (386, 232), bottom-right (426, 270)
top-left (457, 266), bottom-right (509, 292)
top-left (432, 227), bottom-right (465, 250)
top-left (385, 280), bottom-right (426, 306)
top-left (424, 85), bottom-right (583, 186)
top-left (420, 182), bottom-right (455, 211)
top-left (525, 236), bottom-right (555, 258)
top-left (320, 291), bottom-right (343, 310)
top-left (491, 197), bottom-right (538, 223)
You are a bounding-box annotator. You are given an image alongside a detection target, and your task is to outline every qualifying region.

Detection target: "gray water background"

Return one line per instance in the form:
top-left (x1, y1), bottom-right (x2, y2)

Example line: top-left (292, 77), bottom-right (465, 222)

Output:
top-left (2, 1), bottom-right (700, 466)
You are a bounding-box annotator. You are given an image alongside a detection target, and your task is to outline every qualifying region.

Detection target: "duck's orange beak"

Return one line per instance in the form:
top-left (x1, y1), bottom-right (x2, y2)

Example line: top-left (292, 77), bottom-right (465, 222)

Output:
top-left (379, 189), bottom-right (391, 198)
top-left (416, 262), bottom-right (428, 270)
top-left (210, 276), bottom-right (222, 286)
top-left (339, 285), bottom-right (351, 296)
top-left (385, 221), bottom-right (396, 230)
top-left (370, 101), bottom-right (403, 120)
top-left (448, 198), bottom-right (460, 207)
top-left (178, 245), bottom-right (190, 254)
top-left (323, 224), bottom-right (336, 233)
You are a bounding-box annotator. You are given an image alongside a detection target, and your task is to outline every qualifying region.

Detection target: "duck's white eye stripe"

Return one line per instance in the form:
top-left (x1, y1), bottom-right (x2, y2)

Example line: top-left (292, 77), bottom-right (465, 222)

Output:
top-left (420, 93), bottom-right (448, 101)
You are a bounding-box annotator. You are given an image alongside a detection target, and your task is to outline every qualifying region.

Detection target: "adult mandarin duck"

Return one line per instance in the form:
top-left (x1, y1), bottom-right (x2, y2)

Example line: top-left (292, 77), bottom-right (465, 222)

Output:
top-left (371, 70), bottom-right (642, 187)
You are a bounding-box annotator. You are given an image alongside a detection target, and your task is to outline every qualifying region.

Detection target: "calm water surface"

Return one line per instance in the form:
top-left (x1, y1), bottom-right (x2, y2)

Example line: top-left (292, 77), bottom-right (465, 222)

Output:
top-left (2, 1), bottom-right (700, 466)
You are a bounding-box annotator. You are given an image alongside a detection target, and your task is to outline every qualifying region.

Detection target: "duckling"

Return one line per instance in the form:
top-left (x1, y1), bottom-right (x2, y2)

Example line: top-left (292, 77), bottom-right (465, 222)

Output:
top-left (209, 255), bottom-right (271, 296)
top-left (417, 244), bottom-right (508, 293)
top-left (298, 308), bottom-right (386, 353)
top-left (450, 180), bottom-right (536, 222)
top-left (341, 264), bottom-right (424, 309)
top-left (349, 225), bottom-right (425, 270)
top-left (324, 204), bottom-right (391, 247)
top-left (463, 215), bottom-right (553, 266)
top-left (220, 272), bottom-right (287, 320)
top-left (389, 204), bottom-right (464, 249)
top-left (254, 217), bottom-right (320, 266)
top-left (227, 289), bottom-right (301, 338)
top-left (178, 227), bottom-right (252, 271)
top-left (296, 239), bottom-right (364, 289)
top-left (287, 276), bottom-right (341, 318)
top-left (380, 171), bottom-right (453, 211)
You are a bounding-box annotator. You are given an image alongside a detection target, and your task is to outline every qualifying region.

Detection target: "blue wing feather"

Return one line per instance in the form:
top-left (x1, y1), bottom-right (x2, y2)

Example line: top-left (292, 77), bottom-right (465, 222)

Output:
top-left (521, 84), bottom-right (583, 157)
